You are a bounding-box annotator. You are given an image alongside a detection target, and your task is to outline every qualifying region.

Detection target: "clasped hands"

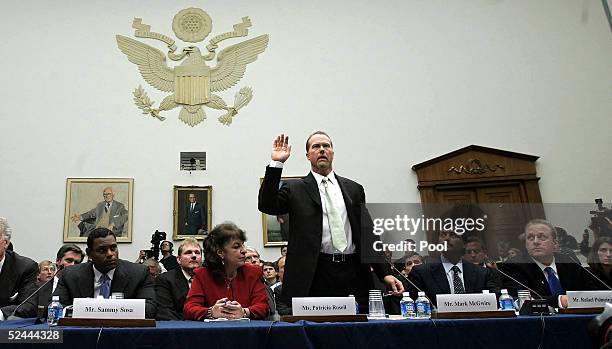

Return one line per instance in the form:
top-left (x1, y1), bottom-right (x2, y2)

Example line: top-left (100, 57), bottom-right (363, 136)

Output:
top-left (210, 298), bottom-right (246, 319)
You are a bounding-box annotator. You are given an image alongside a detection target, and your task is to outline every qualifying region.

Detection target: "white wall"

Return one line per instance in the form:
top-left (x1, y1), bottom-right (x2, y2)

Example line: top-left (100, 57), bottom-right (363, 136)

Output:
top-left (0, 0), bottom-right (610, 263)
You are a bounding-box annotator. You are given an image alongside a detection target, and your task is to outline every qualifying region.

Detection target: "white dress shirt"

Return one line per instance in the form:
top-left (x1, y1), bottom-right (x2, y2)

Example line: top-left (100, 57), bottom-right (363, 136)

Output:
top-left (441, 255), bottom-right (465, 294)
top-left (93, 265), bottom-right (116, 298)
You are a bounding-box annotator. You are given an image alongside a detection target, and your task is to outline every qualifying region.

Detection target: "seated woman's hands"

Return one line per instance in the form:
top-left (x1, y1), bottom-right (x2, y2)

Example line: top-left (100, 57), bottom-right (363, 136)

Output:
top-left (211, 298), bottom-right (245, 319)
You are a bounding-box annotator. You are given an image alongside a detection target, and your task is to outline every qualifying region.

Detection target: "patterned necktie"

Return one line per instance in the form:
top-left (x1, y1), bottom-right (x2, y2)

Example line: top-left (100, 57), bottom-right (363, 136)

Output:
top-left (451, 266), bottom-right (465, 294)
top-left (321, 178), bottom-right (347, 252)
top-left (544, 267), bottom-right (564, 296)
top-left (99, 273), bottom-right (111, 299)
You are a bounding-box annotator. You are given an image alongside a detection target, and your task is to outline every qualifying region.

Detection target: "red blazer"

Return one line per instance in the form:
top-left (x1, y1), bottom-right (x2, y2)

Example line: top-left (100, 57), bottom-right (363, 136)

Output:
top-left (183, 263), bottom-right (269, 320)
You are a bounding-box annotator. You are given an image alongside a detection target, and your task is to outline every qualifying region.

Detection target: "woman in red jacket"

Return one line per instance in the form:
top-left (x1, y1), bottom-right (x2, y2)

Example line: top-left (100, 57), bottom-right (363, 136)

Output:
top-left (183, 222), bottom-right (269, 320)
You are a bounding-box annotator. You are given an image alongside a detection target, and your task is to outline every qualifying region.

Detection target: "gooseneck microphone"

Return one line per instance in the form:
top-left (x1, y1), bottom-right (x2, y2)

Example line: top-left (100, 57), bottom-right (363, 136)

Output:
top-left (486, 259), bottom-right (545, 300)
top-left (562, 253), bottom-right (612, 291)
top-left (386, 257), bottom-right (437, 311)
top-left (8, 264), bottom-right (65, 319)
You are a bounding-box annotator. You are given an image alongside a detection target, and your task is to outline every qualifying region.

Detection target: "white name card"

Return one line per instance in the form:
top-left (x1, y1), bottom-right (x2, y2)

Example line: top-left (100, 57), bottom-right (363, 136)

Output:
top-left (567, 291), bottom-right (612, 309)
top-left (73, 298), bottom-right (145, 319)
top-left (292, 297), bottom-right (356, 316)
top-left (436, 293), bottom-right (498, 313)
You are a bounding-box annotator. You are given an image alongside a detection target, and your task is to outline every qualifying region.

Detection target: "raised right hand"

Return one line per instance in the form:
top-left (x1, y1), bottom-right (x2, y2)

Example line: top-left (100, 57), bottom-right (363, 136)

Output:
top-left (271, 134), bottom-right (291, 163)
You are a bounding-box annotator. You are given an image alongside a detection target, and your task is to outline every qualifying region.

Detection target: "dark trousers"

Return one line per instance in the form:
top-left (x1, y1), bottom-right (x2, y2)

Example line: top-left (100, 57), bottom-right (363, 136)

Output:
top-left (309, 254), bottom-right (370, 313)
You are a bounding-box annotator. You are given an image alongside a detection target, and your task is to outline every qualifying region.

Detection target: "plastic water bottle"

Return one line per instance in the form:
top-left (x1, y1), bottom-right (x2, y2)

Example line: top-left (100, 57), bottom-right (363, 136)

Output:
top-left (400, 292), bottom-right (415, 318)
top-left (415, 291), bottom-right (431, 319)
top-left (498, 289), bottom-right (515, 310)
top-left (47, 296), bottom-right (63, 326)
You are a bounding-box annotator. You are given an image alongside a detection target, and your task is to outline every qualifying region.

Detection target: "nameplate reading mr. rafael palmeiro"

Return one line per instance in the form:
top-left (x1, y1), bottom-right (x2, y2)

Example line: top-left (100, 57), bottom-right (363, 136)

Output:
top-left (73, 298), bottom-right (145, 319)
top-left (436, 293), bottom-right (498, 313)
top-left (292, 297), bottom-right (357, 316)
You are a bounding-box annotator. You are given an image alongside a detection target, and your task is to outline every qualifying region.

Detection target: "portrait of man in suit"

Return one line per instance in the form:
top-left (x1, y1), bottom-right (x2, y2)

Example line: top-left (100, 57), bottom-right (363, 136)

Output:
top-left (173, 186), bottom-right (211, 240)
top-left (63, 178), bottom-right (133, 243)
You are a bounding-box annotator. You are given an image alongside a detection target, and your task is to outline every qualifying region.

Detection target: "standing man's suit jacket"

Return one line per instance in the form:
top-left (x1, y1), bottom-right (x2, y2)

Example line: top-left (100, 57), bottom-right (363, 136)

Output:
top-left (53, 260), bottom-right (156, 318)
top-left (498, 253), bottom-right (598, 307)
top-left (408, 260), bottom-right (501, 307)
top-left (0, 251), bottom-right (37, 318)
top-left (155, 267), bottom-right (189, 320)
top-left (81, 201), bottom-right (128, 236)
top-left (258, 166), bottom-right (390, 305)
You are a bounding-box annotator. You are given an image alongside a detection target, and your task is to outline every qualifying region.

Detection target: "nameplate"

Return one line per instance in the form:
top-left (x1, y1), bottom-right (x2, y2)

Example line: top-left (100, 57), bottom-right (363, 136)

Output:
top-left (436, 293), bottom-right (498, 313)
top-left (566, 291), bottom-right (612, 309)
top-left (73, 298), bottom-right (145, 319)
top-left (292, 297), bottom-right (356, 316)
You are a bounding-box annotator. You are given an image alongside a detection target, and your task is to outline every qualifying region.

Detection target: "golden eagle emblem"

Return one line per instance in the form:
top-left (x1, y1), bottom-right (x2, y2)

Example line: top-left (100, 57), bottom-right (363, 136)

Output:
top-left (116, 8), bottom-right (269, 126)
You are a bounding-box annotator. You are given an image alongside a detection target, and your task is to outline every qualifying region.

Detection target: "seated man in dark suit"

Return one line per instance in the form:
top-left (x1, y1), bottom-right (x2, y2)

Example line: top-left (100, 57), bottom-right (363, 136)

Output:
top-left (408, 230), bottom-right (500, 307)
top-left (18, 244), bottom-right (84, 318)
top-left (0, 217), bottom-right (38, 320)
top-left (155, 238), bottom-right (202, 320)
top-left (54, 227), bottom-right (156, 318)
top-left (498, 219), bottom-right (597, 308)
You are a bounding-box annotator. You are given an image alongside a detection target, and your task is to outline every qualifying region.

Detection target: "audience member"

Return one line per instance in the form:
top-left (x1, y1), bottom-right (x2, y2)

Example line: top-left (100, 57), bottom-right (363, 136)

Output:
top-left (587, 236), bottom-right (612, 289)
top-left (53, 227), bottom-right (156, 318)
top-left (245, 247), bottom-right (262, 266)
top-left (507, 248), bottom-right (521, 259)
top-left (0, 217), bottom-right (38, 320)
top-left (37, 261), bottom-right (55, 283)
top-left (262, 262), bottom-right (279, 287)
top-left (183, 222), bottom-right (269, 320)
top-left (156, 238), bottom-right (202, 320)
top-left (408, 230), bottom-right (500, 306)
top-left (463, 236), bottom-right (489, 266)
top-left (144, 258), bottom-right (162, 279)
top-left (19, 244), bottom-right (83, 318)
top-left (499, 219), bottom-right (597, 308)
top-left (280, 245), bottom-right (287, 258)
top-left (159, 240), bottom-right (179, 271)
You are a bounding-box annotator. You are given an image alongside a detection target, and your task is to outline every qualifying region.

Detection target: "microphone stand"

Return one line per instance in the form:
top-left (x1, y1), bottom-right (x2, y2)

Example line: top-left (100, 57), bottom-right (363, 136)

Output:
top-left (7, 265), bottom-right (64, 320)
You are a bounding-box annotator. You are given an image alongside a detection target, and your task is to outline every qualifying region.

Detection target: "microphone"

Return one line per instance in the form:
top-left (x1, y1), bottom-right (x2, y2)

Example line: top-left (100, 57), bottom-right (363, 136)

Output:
top-left (385, 257), bottom-right (437, 311)
top-left (561, 252), bottom-right (612, 291)
top-left (487, 259), bottom-right (545, 300)
top-left (7, 264), bottom-right (64, 320)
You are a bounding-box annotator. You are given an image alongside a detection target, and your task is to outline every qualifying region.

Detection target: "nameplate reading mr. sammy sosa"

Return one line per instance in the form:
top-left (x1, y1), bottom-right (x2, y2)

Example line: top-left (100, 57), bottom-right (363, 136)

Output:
top-left (436, 293), bottom-right (498, 313)
top-left (73, 298), bottom-right (145, 319)
top-left (292, 297), bottom-right (357, 316)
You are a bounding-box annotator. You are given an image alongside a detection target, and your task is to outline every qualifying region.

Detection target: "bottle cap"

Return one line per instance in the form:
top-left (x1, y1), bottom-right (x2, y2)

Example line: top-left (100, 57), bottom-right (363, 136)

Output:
top-left (402, 292), bottom-right (410, 297)
top-left (52, 295), bottom-right (59, 301)
top-left (501, 289), bottom-right (508, 294)
top-left (418, 291), bottom-right (425, 297)
top-left (482, 290), bottom-right (490, 294)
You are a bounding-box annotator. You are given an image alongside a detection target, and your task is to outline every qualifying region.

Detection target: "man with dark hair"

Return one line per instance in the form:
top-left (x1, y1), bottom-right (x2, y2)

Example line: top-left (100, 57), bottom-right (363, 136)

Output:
top-left (463, 236), bottom-right (488, 266)
top-left (19, 244), bottom-right (83, 318)
top-left (159, 240), bottom-right (179, 271)
top-left (156, 238), bottom-right (202, 320)
top-left (262, 261), bottom-right (280, 288)
top-left (408, 231), bottom-right (500, 306)
top-left (259, 133), bottom-right (403, 313)
top-left (54, 228), bottom-right (156, 318)
top-left (0, 217), bottom-right (38, 320)
top-left (499, 219), bottom-right (597, 308)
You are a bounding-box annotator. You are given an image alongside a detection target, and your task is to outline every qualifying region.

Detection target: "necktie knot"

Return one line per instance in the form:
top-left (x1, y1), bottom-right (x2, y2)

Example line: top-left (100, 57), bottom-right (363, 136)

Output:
top-left (451, 265), bottom-right (461, 274)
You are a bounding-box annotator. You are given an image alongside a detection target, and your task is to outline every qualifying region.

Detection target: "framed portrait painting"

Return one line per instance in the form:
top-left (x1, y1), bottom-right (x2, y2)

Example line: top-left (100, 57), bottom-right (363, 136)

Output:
top-left (173, 185), bottom-right (212, 240)
top-left (261, 176), bottom-right (301, 247)
top-left (63, 178), bottom-right (134, 243)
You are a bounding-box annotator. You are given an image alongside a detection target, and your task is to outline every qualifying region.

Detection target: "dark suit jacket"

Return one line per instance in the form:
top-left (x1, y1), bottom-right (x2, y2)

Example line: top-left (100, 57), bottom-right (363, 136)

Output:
top-left (273, 284), bottom-right (292, 316)
top-left (53, 260), bottom-right (156, 318)
top-left (407, 259), bottom-right (500, 307)
top-left (155, 267), bottom-right (189, 320)
top-left (184, 202), bottom-right (207, 235)
top-left (0, 251), bottom-right (38, 318)
top-left (498, 253), bottom-right (598, 307)
top-left (258, 166), bottom-right (390, 306)
top-left (18, 279), bottom-right (53, 319)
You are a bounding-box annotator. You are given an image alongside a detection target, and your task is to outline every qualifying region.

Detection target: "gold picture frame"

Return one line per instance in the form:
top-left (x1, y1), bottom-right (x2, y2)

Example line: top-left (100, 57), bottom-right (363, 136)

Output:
top-left (63, 178), bottom-right (134, 243)
top-left (173, 185), bottom-right (212, 240)
top-left (260, 176), bottom-right (301, 247)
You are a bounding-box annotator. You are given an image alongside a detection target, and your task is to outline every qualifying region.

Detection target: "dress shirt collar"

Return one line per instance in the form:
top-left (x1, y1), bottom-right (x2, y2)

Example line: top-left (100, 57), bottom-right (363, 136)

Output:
top-left (311, 170), bottom-right (338, 186)
top-left (532, 256), bottom-right (558, 275)
top-left (440, 255), bottom-right (464, 275)
top-left (181, 268), bottom-right (193, 286)
top-left (93, 264), bottom-right (116, 282)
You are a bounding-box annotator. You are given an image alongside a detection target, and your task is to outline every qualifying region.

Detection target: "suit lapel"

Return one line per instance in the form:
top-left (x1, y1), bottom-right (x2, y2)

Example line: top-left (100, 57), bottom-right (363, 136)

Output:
top-left (78, 263), bottom-right (95, 298)
top-left (110, 261), bottom-right (129, 294)
top-left (303, 173), bottom-right (322, 208)
top-left (175, 269), bottom-right (189, 294)
top-left (461, 262), bottom-right (478, 293)
top-left (431, 263), bottom-right (451, 294)
top-left (0, 252), bottom-right (17, 302)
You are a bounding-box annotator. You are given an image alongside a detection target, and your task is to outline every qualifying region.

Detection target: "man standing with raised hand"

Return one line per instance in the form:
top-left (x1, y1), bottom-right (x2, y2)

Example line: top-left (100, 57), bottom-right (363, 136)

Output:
top-left (258, 132), bottom-right (403, 313)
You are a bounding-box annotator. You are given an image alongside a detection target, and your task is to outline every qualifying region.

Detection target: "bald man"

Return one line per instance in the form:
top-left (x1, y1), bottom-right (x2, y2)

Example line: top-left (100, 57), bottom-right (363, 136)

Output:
top-left (71, 187), bottom-right (128, 237)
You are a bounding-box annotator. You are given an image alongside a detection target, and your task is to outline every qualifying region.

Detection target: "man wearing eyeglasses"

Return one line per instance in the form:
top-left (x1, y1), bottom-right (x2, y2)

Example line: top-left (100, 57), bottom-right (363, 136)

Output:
top-left (499, 219), bottom-right (597, 308)
top-left (71, 187), bottom-right (128, 237)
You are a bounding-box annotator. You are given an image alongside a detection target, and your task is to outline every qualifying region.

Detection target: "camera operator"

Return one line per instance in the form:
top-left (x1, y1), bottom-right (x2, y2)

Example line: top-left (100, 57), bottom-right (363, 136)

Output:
top-left (159, 241), bottom-right (179, 271)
